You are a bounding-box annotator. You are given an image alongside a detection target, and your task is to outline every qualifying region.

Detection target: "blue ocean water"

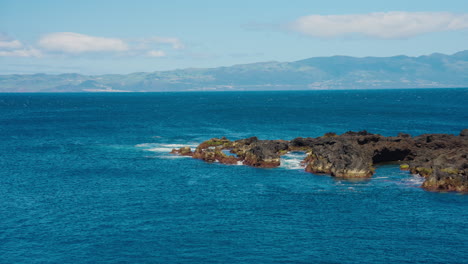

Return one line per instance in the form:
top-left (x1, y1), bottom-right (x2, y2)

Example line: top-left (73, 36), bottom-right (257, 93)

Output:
top-left (0, 89), bottom-right (467, 263)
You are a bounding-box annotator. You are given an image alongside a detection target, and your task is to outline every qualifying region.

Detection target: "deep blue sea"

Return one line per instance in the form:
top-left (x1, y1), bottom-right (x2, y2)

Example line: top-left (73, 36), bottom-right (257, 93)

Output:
top-left (1, 89), bottom-right (467, 263)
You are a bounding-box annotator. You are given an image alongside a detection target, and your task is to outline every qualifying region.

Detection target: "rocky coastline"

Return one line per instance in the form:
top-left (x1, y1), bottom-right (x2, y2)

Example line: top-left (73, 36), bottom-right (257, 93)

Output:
top-left (171, 130), bottom-right (468, 193)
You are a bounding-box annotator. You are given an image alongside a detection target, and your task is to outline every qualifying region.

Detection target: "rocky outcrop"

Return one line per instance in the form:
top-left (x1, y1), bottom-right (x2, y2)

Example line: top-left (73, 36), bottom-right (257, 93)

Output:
top-left (290, 132), bottom-right (416, 178)
top-left (234, 138), bottom-right (289, 167)
top-left (181, 137), bottom-right (289, 167)
top-left (190, 137), bottom-right (238, 164)
top-left (460, 129), bottom-right (468, 137)
top-left (170, 146), bottom-right (193, 156)
top-left (170, 130), bottom-right (468, 192)
top-left (407, 134), bottom-right (468, 192)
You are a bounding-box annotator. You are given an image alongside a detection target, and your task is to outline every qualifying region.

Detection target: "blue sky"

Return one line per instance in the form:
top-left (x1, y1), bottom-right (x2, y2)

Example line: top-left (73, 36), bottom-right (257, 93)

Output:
top-left (1, 0), bottom-right (468, 74)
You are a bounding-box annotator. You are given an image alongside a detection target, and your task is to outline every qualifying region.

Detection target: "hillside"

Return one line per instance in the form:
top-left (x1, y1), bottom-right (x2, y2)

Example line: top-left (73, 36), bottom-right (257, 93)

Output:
top-left (1, 51), bottom-right (468, 92)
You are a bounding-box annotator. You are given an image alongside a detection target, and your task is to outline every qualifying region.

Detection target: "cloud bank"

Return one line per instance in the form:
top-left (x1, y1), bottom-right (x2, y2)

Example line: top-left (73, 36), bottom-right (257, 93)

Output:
top-left (38, 32), bottom-right (129, 53)
top-left (0, 39), bottom-right (23, 49)
top-left (288, 12), bottom-right (468, 39)
top-left (0, 32), bottom-right (184, 57)
top-left (0, 36), bottom-right (42, 57)
top-left (0, 48), bottom-right (42, 57)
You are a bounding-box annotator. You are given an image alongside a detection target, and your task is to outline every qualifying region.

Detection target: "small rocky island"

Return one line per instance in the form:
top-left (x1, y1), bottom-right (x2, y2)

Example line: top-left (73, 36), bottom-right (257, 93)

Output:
top-left (171, 130), bottom-right (468, 193)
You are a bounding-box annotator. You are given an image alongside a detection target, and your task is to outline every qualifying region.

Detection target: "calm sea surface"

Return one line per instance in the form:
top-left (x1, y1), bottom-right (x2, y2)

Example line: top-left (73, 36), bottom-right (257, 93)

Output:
top-left (1, 89), bottom-right (467, 263)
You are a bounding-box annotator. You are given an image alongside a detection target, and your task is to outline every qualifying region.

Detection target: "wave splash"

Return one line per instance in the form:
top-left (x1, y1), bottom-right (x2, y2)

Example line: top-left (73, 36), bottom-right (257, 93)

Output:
top-left (280, 152), bottom-right (308, 170)
top-left (136, 143), bottom-right (198, 152)
top-left (135, 142), bottom-right (198, 159)
top-left (403, 174), bottom-right (425, 186)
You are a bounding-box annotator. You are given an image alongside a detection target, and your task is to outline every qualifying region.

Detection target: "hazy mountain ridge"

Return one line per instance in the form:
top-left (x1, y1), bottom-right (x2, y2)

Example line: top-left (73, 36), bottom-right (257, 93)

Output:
top-left (1, 51), bottom-right (468, 92)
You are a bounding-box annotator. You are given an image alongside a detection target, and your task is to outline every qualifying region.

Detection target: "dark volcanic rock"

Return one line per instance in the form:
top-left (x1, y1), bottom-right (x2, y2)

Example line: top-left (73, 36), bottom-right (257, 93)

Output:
top-left (301, 132), bottom-right (415, 178)
top-left (191, 138), bottom-right (238, 164)
top-left (407, 133), bottom-right (468, 192)
top-left (228, 137), bottom-right (289, 167)
top-left (241, 140), bottom-right (289, 167)
top-left (305, 140), bottom-right (374, 178)
top-left (460, 129), bottom-right (468, 137)
top-left (172, 129), bottom-right (468, 192)
top-left (419, 150), bottom-right (468, 192)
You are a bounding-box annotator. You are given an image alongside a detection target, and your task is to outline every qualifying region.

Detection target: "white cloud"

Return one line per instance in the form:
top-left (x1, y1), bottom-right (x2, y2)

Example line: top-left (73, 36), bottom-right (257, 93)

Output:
top-left (0, 36), bottom-right (41, 57)
top-left (0, 48), bottom-right (42, 57)
top-left (147, 50), bottom-right (166, 57)
top-left (0, 39), bottom-right (23, 49)
top-left (147, 37), bottom-right (184, 49)
top-left (288, 12), bottom-right (468, 39)
top-left (38, 32), bottom-right (128, 53)
top-left (0, 32), bottom-right (183, 58)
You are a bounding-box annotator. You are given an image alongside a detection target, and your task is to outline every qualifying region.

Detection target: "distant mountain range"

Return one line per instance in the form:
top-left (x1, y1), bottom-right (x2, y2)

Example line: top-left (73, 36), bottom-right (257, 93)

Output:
top-left (1, 51), bottom-right (468, 92)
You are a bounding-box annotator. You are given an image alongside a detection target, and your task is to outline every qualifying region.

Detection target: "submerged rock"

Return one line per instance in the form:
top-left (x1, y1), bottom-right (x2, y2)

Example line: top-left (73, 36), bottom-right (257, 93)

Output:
top-left (171, 129), bottom-right (468, 192)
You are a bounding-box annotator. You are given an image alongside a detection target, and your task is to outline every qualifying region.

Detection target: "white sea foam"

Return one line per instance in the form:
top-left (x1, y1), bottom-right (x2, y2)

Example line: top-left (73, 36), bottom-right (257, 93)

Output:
top-left (157, 155), bottom-right (191, 159)
top-left (404, 175), bottom-right (425, 185)
top-left (147, 147), bottom-right (174, 152)
top-left (280, 152), bottom-right (307, 170)
top-left (135, 143), bottom-right (155, 148)
top-left (135, 142), bottom-right (198, 153)
top-left (161, 144), bottom-right (195, 148)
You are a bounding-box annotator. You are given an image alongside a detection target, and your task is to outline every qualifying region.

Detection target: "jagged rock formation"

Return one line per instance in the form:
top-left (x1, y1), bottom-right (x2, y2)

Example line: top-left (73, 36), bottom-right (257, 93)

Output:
top-left (290, 131), bottom-right (415, 178)
top-left (170, 130), bottom-right (468, 192)
top-left (409, 131), bottom-right (468, 192)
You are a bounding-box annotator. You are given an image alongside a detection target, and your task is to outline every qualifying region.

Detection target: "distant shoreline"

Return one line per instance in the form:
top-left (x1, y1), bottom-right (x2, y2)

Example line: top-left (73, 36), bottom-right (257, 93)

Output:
top-left (1, 51), bottom-right (467, 92)
top-left (1, 87), bottom-right (467, 94)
